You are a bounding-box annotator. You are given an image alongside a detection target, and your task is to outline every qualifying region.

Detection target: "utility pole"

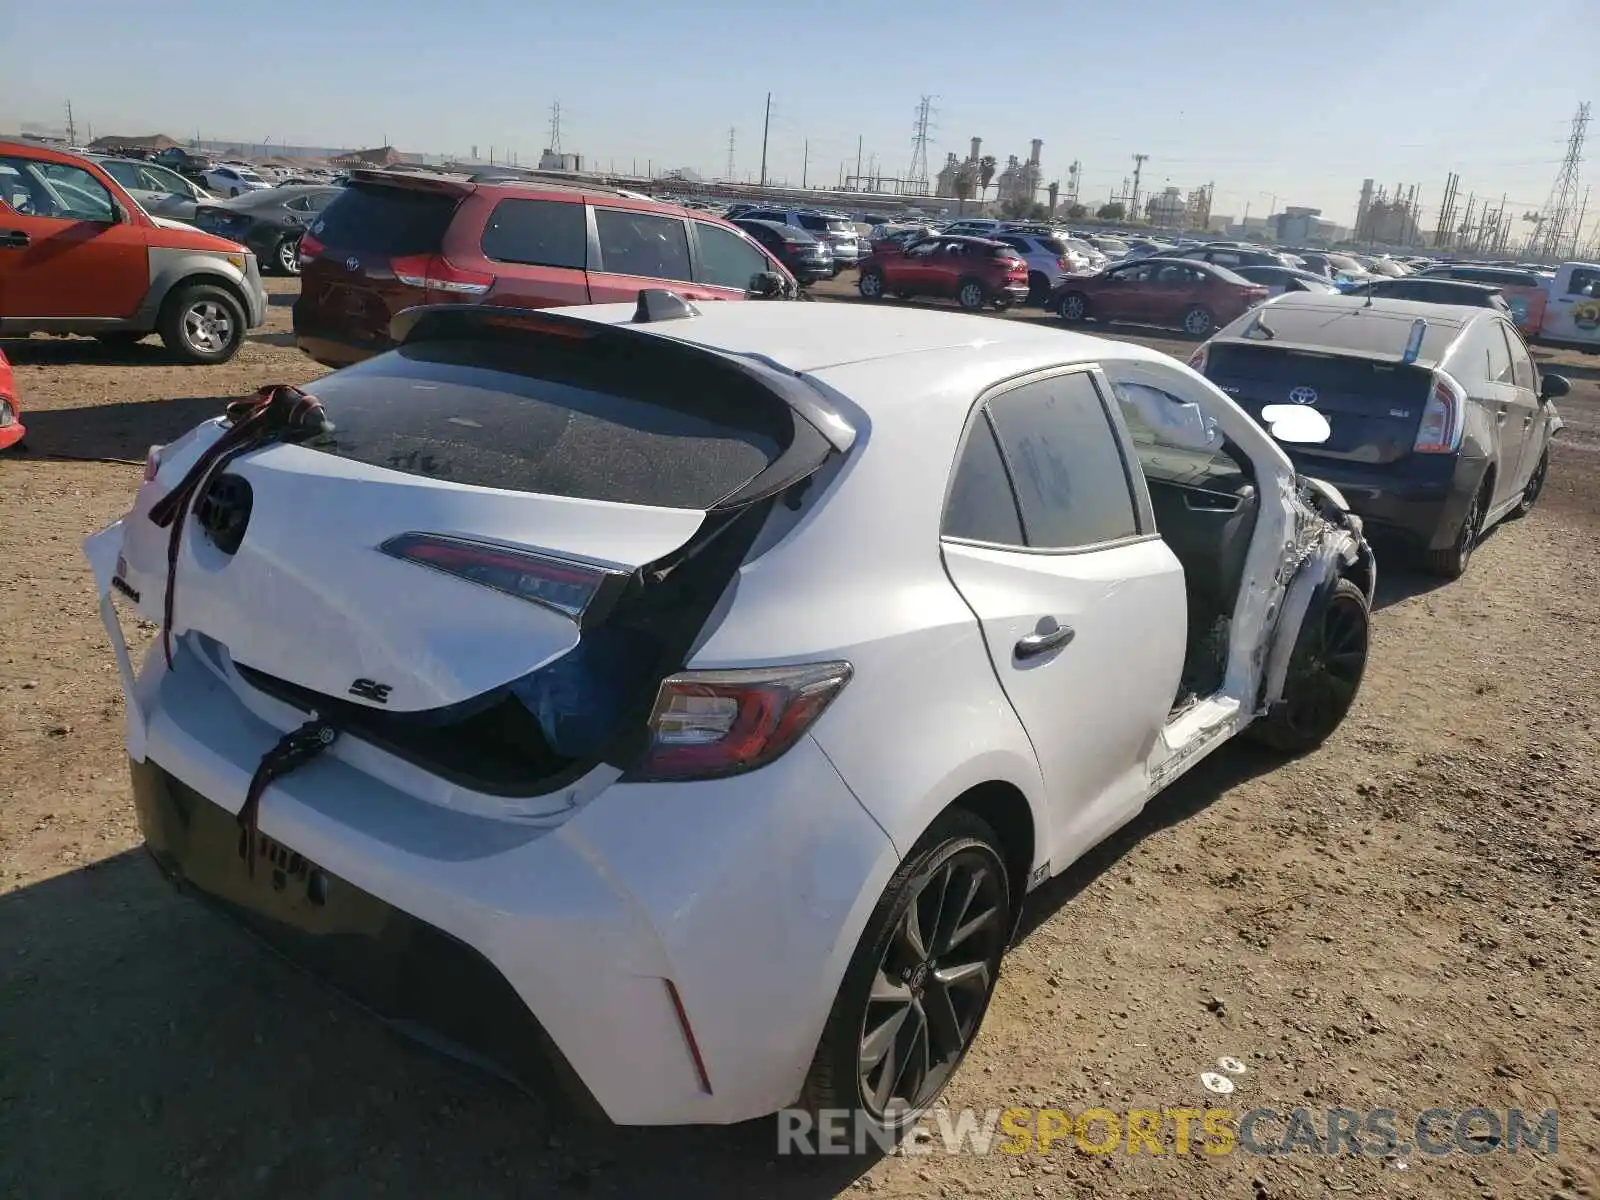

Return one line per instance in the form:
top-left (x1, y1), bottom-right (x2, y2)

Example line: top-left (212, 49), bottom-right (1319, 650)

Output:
top-left (802, 138), bottom-right (809, 189)
top-left (855, 134), bottom-right (863, 187)
top-left (759, 92), bottom-right (771, 189)
top-left (726, 127), bottom-right (735, 181)
top-left (1130, 153), bottom-right (1149, 222)
top-left (64, 99), bottom-right (76, 145)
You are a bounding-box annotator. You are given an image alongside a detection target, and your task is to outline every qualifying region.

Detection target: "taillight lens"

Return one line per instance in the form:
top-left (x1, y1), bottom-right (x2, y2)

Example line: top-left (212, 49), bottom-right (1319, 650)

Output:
top-left (0, 399), bottom-right (14, 427)
top-left (297, 232), bottom-right (324, 265)
top-left (1188, 346), bottom-right (1208, 372)
top-left (630, 662), bottom-right (853, 781)
top-left (142, 444), bottom-right (164, 482)
top-left (389, 254), bottom-right (494, 298)
top-left (380, 532), bottom-right (623, 624)
top-left (1415, 375), bottom-right (1465, 454)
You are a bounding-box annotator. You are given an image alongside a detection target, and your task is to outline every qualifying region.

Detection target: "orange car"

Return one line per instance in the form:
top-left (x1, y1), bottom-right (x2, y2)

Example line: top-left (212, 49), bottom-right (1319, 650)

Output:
top-left (1415, 265), bottom-right (1548, 339)
top-left (0, 140), bottom-right (267, 363)
top-left (0, 347), bottom-right (21, 451)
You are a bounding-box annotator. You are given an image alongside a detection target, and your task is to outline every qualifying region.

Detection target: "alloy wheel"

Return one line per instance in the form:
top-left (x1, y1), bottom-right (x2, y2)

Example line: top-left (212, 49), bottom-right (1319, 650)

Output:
top-left (1059, 294), bottom-right (1086, 320)
top-left (959, 283), bottom-right (985, 310)
top-left (278, 237), bottom-right (302, 275)
top-left (1523, 453), bottom-right (1548, 507)
top-left (859, 271), bottom-right (884, 299)
top-left (1282, 590), bottom-right (1368, 741)
top-left (183, 300), bottom-right (235, 356)
top-left (857, 848), bottom-right (1007, 1120)
top-left (1184, 306), bottom-right (1214, 337)
top-left (1458, 486), bottom-right (1484, 569)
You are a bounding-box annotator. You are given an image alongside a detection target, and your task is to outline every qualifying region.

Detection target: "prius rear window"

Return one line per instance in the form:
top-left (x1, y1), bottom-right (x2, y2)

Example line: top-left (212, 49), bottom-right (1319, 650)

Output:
top-left (302, 338), bottom-right (784, 509)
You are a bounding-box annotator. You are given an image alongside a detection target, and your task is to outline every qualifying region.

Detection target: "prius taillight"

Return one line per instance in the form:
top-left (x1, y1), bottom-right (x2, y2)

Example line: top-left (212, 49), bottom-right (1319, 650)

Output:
top-left (1414, 374), bottom-right (1465, 455)
top-left (379, 532), bottom-right (624, 625)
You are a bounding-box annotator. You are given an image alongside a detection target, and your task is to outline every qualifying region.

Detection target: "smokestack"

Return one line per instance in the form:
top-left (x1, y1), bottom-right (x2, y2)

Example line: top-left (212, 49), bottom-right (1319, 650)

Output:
top-left (1029, 138), bottom-right (1042, 165)
top-left (970, 137), bottom-right (981, 162)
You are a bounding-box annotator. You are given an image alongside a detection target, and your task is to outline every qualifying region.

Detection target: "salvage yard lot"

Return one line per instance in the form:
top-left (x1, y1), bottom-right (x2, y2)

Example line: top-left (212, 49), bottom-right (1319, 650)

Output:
top-left (2, 277), bottom-right (1598, 1199)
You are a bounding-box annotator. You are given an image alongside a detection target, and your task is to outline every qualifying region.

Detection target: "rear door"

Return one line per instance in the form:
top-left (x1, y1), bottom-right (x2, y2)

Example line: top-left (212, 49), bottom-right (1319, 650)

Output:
top-left (940, 368), bottom-right (1186, 860)
top-left (472, 195), bottom-right (591, 308)
top-left (1484, 319), bottom-right (1535, 508)
top-left (0, 155), bottom-right (149, 320)
top-left (586, 206), bottom-right (722, 303)
top-left (1501, 320), bottom-right (1547, 489)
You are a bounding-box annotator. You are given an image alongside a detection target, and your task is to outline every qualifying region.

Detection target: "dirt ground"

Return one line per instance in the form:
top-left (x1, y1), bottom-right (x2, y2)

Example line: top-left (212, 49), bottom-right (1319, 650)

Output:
top-left (2, 277), bottom-right (1598, 1200)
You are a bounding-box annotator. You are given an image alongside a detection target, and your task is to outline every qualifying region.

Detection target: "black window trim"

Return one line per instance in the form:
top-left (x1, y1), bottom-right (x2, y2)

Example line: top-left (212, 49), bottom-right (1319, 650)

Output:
top-left (940, 363), bottom-right (1157, 556)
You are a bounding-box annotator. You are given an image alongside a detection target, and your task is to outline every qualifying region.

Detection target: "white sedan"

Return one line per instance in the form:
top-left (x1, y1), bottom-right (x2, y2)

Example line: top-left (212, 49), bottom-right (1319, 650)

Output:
top-left (202, 164), bottom-right (270, 197)
top-left (85, 296), bottom-right (1374, 1137)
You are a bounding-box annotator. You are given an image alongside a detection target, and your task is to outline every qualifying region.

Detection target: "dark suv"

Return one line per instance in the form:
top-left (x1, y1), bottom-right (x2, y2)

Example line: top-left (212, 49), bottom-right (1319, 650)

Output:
top-left (293, 170), bottom-right (793, 367)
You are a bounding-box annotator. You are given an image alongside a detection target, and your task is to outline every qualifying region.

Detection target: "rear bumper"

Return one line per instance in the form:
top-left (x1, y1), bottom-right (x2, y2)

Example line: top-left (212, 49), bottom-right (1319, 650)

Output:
top-left (999, 282), bottom-right (1030, 303)
top-left (1287, 454), bottom-right (1483, 550)
top-left (0, 419), bottom-right (23, 451)
top-left (292, 320), bottom-right (389, 369)
top-left (117, 635), bottom-right (896, 1125)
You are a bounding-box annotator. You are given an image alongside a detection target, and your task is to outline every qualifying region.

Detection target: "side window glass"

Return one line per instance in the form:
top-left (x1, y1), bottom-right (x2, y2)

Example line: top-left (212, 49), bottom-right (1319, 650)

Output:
top-left (987, 373), bottom-right (1141, 548)
top-left (0, 158), bottom-right (115, 222)
top-left (942, 413), bottom-right (1024, 545)
top-left (1568, 267), bottom-right (1599, 296)
top-left (696, 222), bottom-right (770, 290)
top-left (1110, 379), bottom-right (1245, 489)
top-left (481, 198), bottom-right (588, 270)
top-left (1502, 325), bottom-right (1537, 391)
top-left (1486, 321), bottom-right (1514, 384)
top-left (593, 208), bottom-right (692, 281)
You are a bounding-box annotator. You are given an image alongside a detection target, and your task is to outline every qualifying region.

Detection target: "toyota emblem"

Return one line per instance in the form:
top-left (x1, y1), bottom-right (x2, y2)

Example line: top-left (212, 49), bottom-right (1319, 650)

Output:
top-left (1288, 386), bottom-right (1318, 405)
top-left (345, 256), bottom-right (360, 271)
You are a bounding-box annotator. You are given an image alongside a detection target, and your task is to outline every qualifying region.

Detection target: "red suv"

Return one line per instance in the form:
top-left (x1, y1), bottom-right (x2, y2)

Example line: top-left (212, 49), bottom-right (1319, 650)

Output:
top-left (293, 171), bottom-right (794, 367)
top-left (856, 235), bottom-right (1029, 311)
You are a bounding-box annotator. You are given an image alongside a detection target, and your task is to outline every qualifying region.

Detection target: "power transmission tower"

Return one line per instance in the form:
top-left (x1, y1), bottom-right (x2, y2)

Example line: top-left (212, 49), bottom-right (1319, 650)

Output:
top-left (726, 127), bottom-right (736, 181)
top-left (759, 93), bottom-right (771, 189)
top-left (65, 99), bottom-right (76, 145)
top-left (1130, 153), bottom-right (1149, 220)
top-left (908, 95), bottom-right (936, 195)
top-left (548, 101), bottom-right (563, 154)
top-left (1537, 101), bottom-right (1589, 259)
top-left (1434, 172), bottom-right (1460, 247)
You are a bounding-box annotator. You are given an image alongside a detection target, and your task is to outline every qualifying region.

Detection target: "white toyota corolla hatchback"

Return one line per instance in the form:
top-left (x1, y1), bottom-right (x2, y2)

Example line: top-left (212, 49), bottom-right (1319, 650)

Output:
top-left (86, 294), bottom-right (1374, 1135)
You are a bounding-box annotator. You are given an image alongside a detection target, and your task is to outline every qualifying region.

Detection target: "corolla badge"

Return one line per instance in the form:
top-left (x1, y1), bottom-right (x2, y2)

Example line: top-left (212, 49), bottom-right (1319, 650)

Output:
top-left (1288, 386), bottom-right (1319, 405)
top-left (345, 256), bottom-right (360, 271)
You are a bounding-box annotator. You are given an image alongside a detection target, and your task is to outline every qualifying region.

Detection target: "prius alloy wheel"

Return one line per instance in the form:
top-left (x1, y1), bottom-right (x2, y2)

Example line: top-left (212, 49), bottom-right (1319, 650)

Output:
top-left (801, 811), bottom-right (1010, 1138)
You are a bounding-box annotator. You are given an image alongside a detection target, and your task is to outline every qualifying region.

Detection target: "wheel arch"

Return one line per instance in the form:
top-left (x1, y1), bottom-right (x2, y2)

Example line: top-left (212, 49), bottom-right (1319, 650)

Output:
top-left (140, 258), bottom-right (251, 328)
top-left (945, 780), bottom-right (1036, 938)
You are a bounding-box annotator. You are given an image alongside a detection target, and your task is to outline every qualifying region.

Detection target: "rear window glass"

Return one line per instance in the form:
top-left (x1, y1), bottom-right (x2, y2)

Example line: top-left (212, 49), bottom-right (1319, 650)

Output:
top-left (311, 183), bottom-right (458, 256)
top-left (1207, 344), bottom-right (1433, 403)
top-left (303, 337), bottom-right (785, 509)
top-left (481, 198), bottom-right (587, 269)
top-left (1040, 237), bottom-right (1067, 255)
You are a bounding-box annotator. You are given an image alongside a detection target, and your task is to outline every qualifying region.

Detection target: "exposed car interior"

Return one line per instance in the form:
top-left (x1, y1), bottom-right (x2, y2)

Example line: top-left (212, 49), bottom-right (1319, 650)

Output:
top-left (1110, 380), bottom-right (1260, 706)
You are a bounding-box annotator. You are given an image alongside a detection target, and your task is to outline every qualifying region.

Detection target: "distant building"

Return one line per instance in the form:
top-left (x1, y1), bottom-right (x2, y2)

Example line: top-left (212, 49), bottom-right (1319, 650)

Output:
top-left (1146, 186), bottom-right (1186, 224)
top-left (88, 133), bottom-right (182, 153)
top-left (996, 139), bottom-right (1044, 207)
top-left (935, 152), bottom-right (961, 197)
top-left (539, 150), bottom-right (582, 172)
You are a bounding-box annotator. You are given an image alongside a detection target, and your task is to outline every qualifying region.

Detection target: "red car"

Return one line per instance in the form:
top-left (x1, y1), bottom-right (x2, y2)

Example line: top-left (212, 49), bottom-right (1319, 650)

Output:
top-left (856, 235), bottom-right (1030, 311)
top-left (1051, 257), bottom-right (1269, 338)
top-left (294, 170), bottom-right (794, 367)
top-left (0, 348), bottom-right (22, 451)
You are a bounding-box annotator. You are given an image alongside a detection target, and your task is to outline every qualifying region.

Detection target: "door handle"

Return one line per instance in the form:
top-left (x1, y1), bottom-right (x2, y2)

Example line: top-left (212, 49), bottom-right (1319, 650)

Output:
top-left (1015, 620), bottom-right (1075, 660)
top-left (0, 230), bottom-right (29, 249)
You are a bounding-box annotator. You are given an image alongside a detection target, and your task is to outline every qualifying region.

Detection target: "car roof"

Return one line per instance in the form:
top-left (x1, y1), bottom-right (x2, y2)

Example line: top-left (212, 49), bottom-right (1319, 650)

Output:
top-left (548, 298), bottom-right (1168, 378)
top-left (1210, 293), bottom-right (1479, 366)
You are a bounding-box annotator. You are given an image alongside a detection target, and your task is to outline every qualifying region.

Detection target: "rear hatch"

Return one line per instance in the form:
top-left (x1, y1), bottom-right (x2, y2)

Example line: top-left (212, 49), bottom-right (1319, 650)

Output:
top-left (116, 316), bottom-right (840, 792)
top-left (1204, 342), bottom-right (1434, 464)
top-left (799, 214), bottom-right (860, 257)
top-left (293, 177), bottom-right (467, 353)
top-left (191, 203), bottom-right (252, 242)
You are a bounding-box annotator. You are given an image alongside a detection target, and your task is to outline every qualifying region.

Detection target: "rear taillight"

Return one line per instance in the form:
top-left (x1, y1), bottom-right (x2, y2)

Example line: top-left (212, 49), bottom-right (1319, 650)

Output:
top-left (1246, 287), bottom-right (1270, 305)
top-left (0, 399), bottom-right (14, 428)
top-left (142, 444), bottom-right (164, 482)
top-left (390, 254), bottom-right (494, 298)
top-left (380, 532), bottom-right (624, 624)
top-left (1415, 375), bottom-right (1465, 454)
top-left (1057, 256), bottom-right (1068, 271)
top-left (630, 662), bottom-right (853, 781)
top-left (1187, 346), bottom-right (1208, 372)
top-left (297, 232), bottom-right (324, 265)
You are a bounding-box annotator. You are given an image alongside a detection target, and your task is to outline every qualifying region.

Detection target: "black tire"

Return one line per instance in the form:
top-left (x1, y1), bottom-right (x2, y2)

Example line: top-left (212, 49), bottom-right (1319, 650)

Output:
top-left (1057, 291), bottom-right (1090, 323)
top-left (1510, 448), bottom-right (1548, 518)
top-left (1026, 272), bottom-right (1050, 306)
top-left (157, 283), bottom-right (247, 365)
top-left (956, 278), bottom-right (988, 312)
top-left (1250, 577), bottom-right (1369, 754)
top-left (857, 268), bottom-right (887, 301)
top-left (273, 234), bottom-right (303, 277)
top-left (1181, 305), bottom-right (1216, 338)
top-left (799, 809), bottom-right (1011, 1146)
top-left (1423, 476), bottom-right (1489, 578)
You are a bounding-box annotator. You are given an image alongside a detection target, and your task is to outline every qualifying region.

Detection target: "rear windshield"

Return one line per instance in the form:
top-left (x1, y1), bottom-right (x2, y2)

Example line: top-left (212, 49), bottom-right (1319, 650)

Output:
top-left (311, 182), bottom-right (459, 257)
top-left (1039, 237), bottom-right (1068, 255)
top-left (303, 337), bottom-right (786, 509)
top-left (1207, 344), bottom-right (1433, 402)
top-left (799, 213), bottom-right (853, 234)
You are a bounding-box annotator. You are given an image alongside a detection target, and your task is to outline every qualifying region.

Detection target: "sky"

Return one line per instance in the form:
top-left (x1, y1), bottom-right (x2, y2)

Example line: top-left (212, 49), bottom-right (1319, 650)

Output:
top-left (3, 0), bottom-right (1597, 238)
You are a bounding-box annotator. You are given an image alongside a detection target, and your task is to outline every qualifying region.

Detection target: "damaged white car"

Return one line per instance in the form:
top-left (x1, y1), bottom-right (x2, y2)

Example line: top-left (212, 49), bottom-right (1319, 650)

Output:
top-left (84, 296), bottom-right (1374, 1135)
